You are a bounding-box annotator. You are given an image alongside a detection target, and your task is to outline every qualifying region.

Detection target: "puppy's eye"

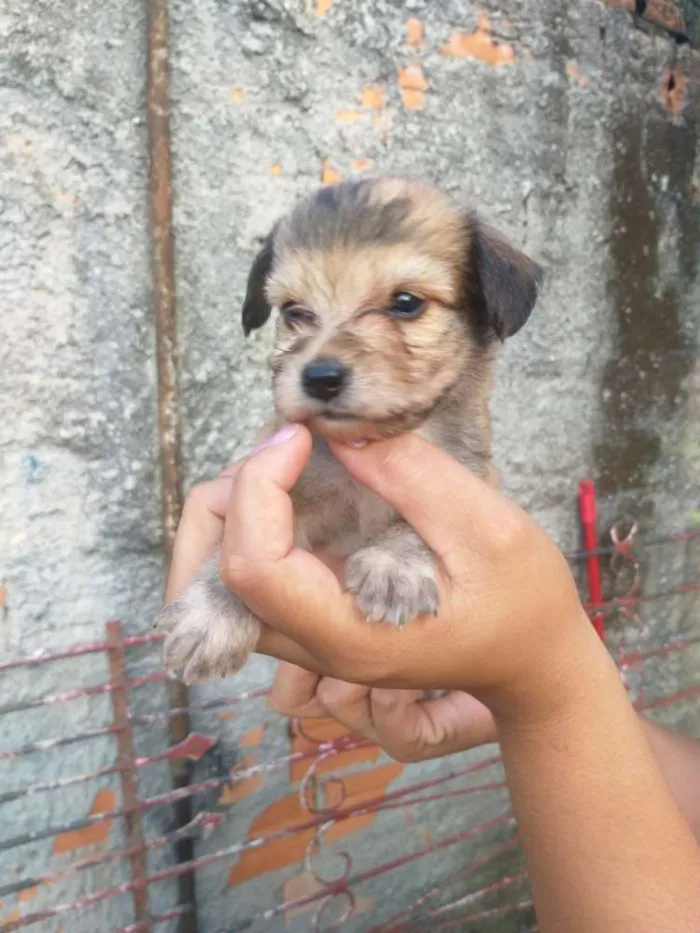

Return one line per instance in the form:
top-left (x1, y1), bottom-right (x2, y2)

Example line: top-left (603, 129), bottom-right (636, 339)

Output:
top-left (389, 292), bottom-right (425, 319)
top-left (281, 303), bottom-right (315, 327)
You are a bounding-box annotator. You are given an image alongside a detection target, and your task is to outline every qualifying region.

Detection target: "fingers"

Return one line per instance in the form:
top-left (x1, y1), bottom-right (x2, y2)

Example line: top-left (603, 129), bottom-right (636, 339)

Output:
top-left (369, 690), bottom-right (497, 761)
top-left (255, 629), bottom-right (324, 674)
top-left (315, 679), bottom-right (379, 745)
top-left (166, 473), bottom-right (237, 601)
top-left (331, 434), bottom-right (524, 572)
top-left (268, 662), bottom-right (499, 763)
top-left (416, 691), bottom-right (498, 750)
top-left (267, 662), bottom-right (325, 716)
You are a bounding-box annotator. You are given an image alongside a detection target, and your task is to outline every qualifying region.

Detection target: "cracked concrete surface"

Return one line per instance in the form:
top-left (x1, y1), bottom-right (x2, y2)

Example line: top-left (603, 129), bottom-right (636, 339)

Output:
top-left (1, 1), bottom-right (699, 930)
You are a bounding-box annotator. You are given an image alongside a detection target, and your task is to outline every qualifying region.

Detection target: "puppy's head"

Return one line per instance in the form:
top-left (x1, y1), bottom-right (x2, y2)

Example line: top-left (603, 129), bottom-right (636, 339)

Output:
top-left (242, 177), bottom-right (542, 441)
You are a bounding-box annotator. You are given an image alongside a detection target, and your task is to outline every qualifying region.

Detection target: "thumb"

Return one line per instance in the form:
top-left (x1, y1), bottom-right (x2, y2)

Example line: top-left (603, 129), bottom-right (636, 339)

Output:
top-left (222, 424), bottom-right (366, 663)
top-left (331, 434), bottom-right (517, 572)
top-left (224, 424), bottom-right (312, 563)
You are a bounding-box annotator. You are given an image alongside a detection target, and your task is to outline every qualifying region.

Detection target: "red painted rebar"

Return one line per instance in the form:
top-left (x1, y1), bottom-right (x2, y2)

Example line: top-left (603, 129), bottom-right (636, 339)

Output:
top-left (578, 479), bottom-right (605, 640)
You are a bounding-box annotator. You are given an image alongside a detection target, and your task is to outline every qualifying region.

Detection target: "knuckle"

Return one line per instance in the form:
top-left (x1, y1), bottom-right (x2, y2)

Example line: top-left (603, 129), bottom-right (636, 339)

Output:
top-left (267, 695), bottom-right (296, 716)
top-left (183, 481), bottom-right (214, 514)
top-left (234, 457), bottom-right (259, 493)
top-left (489, 509), bottom-right (530, 556)
top-left (388, 745), bottom-right (422, 764)
top-left (369, 689), bottom-right (402, 713)
top-left (316, 679), bottom-right (356, 713)
top-left (219, 551), bottom-right (255, 593)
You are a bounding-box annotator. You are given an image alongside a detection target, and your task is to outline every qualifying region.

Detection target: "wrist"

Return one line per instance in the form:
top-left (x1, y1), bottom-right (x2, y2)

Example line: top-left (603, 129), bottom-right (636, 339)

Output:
top-left (486, 605), bottom-right (615, 731)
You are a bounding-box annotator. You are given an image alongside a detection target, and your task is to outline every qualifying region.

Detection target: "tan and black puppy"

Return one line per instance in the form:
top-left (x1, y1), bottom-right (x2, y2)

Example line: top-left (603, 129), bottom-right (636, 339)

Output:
top-left (157, 177), bottom-right (542, 683)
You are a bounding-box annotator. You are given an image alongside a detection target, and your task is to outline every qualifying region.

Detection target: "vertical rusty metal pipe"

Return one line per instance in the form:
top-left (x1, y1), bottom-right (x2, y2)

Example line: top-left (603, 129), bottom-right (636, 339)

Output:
top-left (147, 0), bottom-right (198, 929)
top-left (107, 621), bottom-right (152, 930)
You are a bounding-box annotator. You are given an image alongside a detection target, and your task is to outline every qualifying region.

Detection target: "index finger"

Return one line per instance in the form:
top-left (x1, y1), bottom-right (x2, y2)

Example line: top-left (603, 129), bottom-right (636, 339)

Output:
top-left (166, 471), bottom-right (238, 601)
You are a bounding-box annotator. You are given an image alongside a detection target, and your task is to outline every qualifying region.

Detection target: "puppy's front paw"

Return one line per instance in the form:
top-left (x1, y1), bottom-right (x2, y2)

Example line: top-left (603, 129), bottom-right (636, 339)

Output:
top-left (155, 574), bottom-right (260, 684)
top-left (345, 545), bottom-right (439, 625)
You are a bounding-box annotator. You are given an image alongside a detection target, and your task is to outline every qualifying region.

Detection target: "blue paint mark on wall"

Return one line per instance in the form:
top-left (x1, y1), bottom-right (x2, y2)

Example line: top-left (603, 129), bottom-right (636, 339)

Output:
top-left (24, 454), bottom-right (50, 485)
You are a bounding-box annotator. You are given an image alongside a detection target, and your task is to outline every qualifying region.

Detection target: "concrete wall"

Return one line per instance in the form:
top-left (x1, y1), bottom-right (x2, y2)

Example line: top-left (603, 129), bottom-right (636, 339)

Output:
top-left (1, 1), bottom-right (699, 931)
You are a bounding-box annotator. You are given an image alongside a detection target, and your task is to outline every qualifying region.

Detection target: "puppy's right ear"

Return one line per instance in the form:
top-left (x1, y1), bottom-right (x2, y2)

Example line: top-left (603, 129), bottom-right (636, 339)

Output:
top-left (242, 232), bottom-right (275, 336)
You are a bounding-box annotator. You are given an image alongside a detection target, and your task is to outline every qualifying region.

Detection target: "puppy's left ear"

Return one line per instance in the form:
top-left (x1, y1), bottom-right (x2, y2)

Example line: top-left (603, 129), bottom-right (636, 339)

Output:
top-left (242, 231), bottom-right (276, 336)
top-left (467, 217), bottom-right (543, 340)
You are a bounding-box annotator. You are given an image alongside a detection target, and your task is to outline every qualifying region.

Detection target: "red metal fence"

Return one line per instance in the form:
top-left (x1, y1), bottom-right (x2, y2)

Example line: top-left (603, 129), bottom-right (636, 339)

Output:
top-left (1, 482), bottom-right (699, 932)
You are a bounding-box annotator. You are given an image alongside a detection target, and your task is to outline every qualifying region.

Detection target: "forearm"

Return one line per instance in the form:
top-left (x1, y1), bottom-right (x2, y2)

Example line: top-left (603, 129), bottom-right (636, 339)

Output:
top-left (642, 714), bottom-right (700, 842)
top-left (495, 616), bottom-right (700, 933)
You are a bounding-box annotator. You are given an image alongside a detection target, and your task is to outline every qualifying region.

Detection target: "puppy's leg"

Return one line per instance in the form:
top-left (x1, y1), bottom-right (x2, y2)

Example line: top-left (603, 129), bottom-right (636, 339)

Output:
top-left (156, 551), bottom-right (260, 684)
top-left (345, 523), bottom-right (439, 625)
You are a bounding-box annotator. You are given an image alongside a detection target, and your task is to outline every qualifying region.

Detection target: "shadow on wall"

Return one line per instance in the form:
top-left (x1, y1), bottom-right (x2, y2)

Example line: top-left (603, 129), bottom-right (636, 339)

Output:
top-left (594, 105), bottom-right (698, 514)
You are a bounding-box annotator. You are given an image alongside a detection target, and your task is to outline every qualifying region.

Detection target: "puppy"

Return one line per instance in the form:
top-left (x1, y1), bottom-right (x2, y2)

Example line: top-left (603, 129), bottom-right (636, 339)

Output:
top-left (157, 176), bottom-right (542, 683)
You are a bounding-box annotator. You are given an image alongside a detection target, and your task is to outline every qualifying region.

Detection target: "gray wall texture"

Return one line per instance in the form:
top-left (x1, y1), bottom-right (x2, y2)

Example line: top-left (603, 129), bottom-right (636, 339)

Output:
top-left (1, 1), bottom-right (700, 931)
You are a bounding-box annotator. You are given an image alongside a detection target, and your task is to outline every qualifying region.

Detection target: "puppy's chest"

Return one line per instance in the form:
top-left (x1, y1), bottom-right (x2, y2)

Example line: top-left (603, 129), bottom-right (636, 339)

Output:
top-left (292, 447), bottom-right (395, 555)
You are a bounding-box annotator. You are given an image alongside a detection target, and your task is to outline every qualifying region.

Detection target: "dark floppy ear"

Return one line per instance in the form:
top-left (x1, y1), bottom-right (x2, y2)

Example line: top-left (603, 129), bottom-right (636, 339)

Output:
top-left (242, 232), bottom-right (276, 336)
top-left (467, 216), bottom-right (543, 340)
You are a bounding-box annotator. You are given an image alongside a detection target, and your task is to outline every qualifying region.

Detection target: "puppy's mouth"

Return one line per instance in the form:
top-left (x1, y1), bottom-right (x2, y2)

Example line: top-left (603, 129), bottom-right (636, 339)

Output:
top-left (314, 410), bottom-right (356, 421)
top-left (303, 404), bottom-right (434, 442)
top-left (277, 393), bottom-right (441, 440)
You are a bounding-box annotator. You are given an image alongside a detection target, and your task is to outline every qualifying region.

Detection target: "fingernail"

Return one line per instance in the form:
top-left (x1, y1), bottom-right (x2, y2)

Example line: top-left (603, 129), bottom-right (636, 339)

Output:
top-left (344, 438), bottom-right (368, 449)
top-left (250, 424), bottom-right (297, 454)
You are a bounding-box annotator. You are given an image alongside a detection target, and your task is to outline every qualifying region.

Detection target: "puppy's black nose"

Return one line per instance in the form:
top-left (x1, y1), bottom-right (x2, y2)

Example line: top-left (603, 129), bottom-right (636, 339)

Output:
top-left (302, 358), bottom-right (347, 402)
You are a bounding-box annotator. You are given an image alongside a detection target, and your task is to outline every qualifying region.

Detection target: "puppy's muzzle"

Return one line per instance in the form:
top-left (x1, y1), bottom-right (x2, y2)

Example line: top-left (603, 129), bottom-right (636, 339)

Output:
top-left (301, 358), bottom-right (348, 402)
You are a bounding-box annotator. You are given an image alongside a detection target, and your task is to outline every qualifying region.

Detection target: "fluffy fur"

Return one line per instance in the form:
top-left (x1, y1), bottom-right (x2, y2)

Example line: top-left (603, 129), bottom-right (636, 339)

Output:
top-left (157, 177), bottom-right (542, 683)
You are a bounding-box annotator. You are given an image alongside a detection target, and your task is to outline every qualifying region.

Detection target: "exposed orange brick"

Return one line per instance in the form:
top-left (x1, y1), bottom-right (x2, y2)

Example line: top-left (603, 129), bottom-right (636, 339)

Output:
top-left (361, 86), bottom-right (384, 111)
top-left (351, 158), bottom-right (373, 172)
top-left (229, 88), bottom-right (245, 101)
top-left (0, 910), bottom-right (20, 925)
top-left (422, 827), bottom-right (433, 845)
top-left (601, 0), bottom-right (685, 32)
top-left (229, 761), bottom-right (403, 885)
top-left (270, 163), bottom-right (283, 177)
top-left (406, 18), bottom-right (424, 48)
top-left (644, 0), bottom-right (685, 33)
top-left (282, 872), bottom-right (325, 921)
top-left (321, 159), bottom-right (343, 185)
top-left (0, 583), bottom-right (5, 608)
top-left (441, 13), bottom-right (515, 66)
top-left (228, 792), bottom-right (315, 884)
top-left (316, 0), bottom-right (332, 16)
top-left (290, 717), bottom-right (380, 782)
top-left (566, 60), bottom-right (589, 87)
top-left (53, 789), bottom-right (116, 854)
top-left (240, 724), bottom-right (266, 747)
top-left (217, 710), bottom-right (237, 722)
top-left (336, 109), bottom-right (364, 123)
top-left (325, 762), bottom-right (404, 842)
top-left (660, 68), bottom-right (687, 113)
top-left (219, 754), bottom-right (264, 805)
top-left (397, 63), bottom-right (429, 110)
top-left (283, 872), bottom-right (375, 924)
top-left (17, 887), bottom-right (38, 904)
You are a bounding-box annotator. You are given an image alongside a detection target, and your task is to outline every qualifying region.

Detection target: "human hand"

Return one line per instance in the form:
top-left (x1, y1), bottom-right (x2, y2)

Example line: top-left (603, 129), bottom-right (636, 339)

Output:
top-left (269, 662), bottom-right (498, 761)
top-left (215, 424), bottom-right (598, 726)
